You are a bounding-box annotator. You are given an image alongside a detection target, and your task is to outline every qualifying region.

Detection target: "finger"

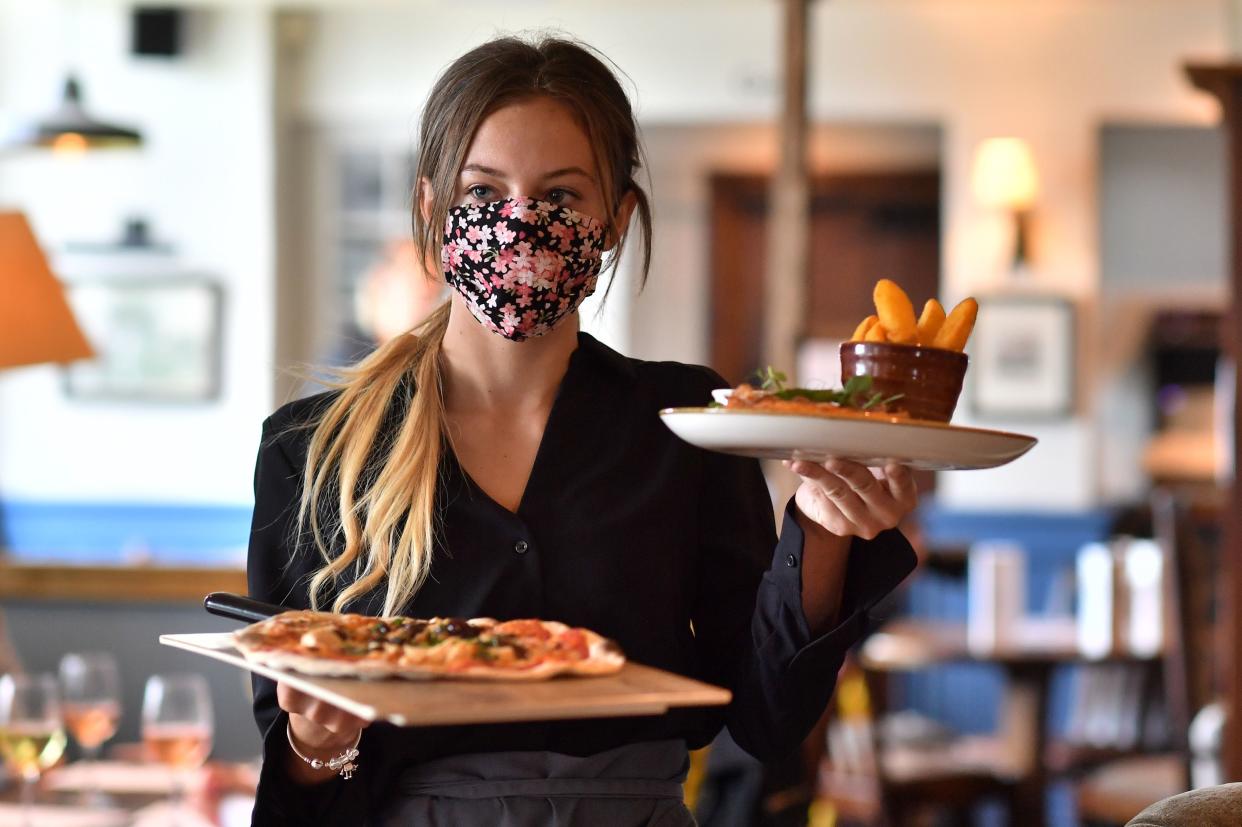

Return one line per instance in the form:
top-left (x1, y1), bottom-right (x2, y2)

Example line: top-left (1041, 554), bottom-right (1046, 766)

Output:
top-left (821, 459), bottom-right (904, 524)
top-left (822, 458), bottom-right (887, 499)
top-left (883, 462), bottom-right (918, 508)
top-left (789, 461), bottom-right (854, 500)
top-left (793, 466), bottom-right (877, 532)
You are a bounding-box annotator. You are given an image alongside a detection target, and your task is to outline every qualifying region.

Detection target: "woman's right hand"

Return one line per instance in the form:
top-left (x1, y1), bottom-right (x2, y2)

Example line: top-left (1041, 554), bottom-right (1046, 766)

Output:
top-left (277, 681), bottom-right (370, 781)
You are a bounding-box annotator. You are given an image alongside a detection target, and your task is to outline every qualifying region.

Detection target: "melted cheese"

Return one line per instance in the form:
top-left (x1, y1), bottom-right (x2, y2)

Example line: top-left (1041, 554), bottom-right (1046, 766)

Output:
top-left (299, 629), bottom-right (342, 651)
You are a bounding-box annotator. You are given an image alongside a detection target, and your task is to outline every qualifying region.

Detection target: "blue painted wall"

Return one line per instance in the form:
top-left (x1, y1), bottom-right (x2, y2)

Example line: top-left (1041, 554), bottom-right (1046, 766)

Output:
top-left (0, 500), bottom-right (252, 566)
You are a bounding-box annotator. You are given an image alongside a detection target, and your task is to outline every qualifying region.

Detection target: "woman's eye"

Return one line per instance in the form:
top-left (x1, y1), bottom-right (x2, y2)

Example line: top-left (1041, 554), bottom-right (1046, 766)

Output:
top-left (468, 185), bottom-right (492, 201)
top-left (546, 188), bottom-right (575, 204)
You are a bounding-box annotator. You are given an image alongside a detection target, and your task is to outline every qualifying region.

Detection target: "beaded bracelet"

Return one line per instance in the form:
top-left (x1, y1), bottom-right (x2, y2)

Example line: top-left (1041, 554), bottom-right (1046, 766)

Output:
top-left (286, 722), bottom-right (361, 780)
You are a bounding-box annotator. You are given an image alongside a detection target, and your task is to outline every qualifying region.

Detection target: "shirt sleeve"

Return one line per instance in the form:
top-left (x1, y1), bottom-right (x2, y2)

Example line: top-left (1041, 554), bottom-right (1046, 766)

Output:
top-left (246, 414), bottom-right (379, 826)
top-left (691, 423), bottom-right (918, 762)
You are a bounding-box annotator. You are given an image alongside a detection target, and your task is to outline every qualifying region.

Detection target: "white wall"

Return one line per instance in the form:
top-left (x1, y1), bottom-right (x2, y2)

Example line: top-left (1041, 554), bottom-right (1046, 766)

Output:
top-left (0, 2), bottom-right (275, 504)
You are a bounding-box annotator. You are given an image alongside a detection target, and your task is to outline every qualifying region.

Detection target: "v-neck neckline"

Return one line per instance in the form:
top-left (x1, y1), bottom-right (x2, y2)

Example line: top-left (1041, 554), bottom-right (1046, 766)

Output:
top-left (444, 342), bottom-right (584, 519)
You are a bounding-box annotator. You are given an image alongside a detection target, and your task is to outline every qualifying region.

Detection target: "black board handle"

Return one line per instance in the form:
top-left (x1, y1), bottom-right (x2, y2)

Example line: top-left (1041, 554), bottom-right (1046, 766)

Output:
top-left (203, 592), bottom-right (285, 624)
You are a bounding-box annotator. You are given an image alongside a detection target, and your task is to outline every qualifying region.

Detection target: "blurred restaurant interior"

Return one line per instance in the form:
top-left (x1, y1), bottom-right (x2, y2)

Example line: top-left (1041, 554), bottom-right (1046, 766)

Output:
top-left (4, 0), bottom-right (1242, 825)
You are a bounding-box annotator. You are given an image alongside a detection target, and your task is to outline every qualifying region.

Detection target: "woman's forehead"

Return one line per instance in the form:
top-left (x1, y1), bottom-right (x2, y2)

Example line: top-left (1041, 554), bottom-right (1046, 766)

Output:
top-left (461, 97), bottom-right (597, 180)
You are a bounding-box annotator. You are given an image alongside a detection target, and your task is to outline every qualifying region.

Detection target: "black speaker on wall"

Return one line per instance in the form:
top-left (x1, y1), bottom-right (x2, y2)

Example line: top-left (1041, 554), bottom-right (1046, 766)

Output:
top-left (131, 7), bottom-right (183, 57)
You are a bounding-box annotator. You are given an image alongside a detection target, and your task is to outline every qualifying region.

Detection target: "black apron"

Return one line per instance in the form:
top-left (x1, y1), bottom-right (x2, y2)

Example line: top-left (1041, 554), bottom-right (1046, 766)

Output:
top-left (378, 740), bottom-right (695, 826)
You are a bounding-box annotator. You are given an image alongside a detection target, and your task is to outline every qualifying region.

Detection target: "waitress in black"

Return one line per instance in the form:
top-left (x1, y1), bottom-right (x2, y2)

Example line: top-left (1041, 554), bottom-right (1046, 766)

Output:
top-left (247, 35), bottom-right (918, 826)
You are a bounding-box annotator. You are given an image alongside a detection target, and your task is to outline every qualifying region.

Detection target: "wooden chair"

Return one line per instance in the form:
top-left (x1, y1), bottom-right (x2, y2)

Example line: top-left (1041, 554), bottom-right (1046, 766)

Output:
top-left (1074, 489), bottom-right (1219, 825)
top-left (816, 657), bottom-right (1016, 826)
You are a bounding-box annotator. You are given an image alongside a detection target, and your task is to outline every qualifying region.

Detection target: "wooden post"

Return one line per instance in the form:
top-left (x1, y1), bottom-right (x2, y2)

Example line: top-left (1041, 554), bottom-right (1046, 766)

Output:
top-left (762, 0), bottom-right (812, 374)
top-left (1185, 61), bottom-right (1242, 781)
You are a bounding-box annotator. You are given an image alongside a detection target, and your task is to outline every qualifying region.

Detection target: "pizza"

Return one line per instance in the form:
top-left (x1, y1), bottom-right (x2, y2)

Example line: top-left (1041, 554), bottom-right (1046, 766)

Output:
top-left (232, 611), bottom-right (625, 681)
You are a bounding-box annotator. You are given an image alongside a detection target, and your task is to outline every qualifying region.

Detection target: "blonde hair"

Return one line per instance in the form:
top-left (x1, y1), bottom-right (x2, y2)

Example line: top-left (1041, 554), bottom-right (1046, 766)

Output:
top-left (296, 36), bottom-right (653, 615)
top-left (298, 303), bottom-right (449, 614)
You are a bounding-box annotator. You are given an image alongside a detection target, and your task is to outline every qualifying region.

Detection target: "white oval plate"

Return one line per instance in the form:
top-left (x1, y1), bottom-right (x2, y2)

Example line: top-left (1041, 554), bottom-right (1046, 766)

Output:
top-left (659, 405), bottom-right (1037, 471)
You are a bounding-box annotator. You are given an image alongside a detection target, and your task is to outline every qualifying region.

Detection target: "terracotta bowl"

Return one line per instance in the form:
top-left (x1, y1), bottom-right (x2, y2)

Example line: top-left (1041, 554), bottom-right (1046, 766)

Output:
top-left (839, 341), bottom-right (968, 423)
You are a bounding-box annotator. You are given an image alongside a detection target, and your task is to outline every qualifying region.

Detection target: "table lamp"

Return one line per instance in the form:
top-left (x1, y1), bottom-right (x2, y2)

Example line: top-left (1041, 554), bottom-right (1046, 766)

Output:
top-left (0, 211), bottom-right (94, 369)
top-left (0, 211), bottom-right (95, 552)
top-left (971, 137), bottom-right (1039, 270)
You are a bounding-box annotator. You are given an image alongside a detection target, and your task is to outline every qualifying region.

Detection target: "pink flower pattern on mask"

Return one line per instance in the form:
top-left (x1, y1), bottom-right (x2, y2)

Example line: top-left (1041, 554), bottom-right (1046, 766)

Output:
top-left (441, 197), bottom-right (606, 341)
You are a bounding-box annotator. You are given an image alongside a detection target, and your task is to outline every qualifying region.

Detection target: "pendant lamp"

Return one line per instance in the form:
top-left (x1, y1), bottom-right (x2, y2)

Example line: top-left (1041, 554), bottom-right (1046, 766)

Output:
top-left (11, 74), bottom-right (142, 153)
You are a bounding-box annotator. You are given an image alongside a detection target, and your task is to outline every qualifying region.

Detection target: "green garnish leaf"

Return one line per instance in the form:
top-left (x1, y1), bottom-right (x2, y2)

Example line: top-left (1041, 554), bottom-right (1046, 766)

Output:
top-left (750, 366), bottom-right (904, 412)
top-left (841, 375), bottom-right (874, 397)
top-left (756, 366), bottom-right (788, 391)
top-left (860, 391), bottom-right (905, 411)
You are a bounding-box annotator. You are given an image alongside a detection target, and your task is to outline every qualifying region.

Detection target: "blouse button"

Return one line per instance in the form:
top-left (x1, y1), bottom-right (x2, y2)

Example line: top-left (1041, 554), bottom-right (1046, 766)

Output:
top-left (514, 539), bottom-right (530, 555)
top-left (785, 553), bottom-right (797, 568)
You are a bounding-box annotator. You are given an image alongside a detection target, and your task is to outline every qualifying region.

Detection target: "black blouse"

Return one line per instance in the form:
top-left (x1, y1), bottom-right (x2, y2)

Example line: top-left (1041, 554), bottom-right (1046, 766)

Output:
top-left (247, 332), bottom-right (916, 825)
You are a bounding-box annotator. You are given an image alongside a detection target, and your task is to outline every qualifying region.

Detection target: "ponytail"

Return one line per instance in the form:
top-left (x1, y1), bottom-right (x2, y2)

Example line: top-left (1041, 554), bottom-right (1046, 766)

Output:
top-left (298, 301), bottom-right (451, 615)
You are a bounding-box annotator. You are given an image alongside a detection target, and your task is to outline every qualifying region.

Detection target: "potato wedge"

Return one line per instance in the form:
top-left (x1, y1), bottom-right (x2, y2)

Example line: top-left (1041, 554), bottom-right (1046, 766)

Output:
top-left (932, 298), bottom-right (979, 351)
top-left (874, 279), bottom-right (918, 344)
top-left (864, 320), bottom-right (888, 342)
top-left (850, 314), bottom-right (879, 342)
top-left (916, 299), bottom-right (946, 346)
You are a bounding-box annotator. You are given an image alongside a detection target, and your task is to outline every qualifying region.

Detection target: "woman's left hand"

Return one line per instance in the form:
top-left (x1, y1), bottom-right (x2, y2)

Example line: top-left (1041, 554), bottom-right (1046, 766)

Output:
top-left (783, 458), bottom-right (918, 540)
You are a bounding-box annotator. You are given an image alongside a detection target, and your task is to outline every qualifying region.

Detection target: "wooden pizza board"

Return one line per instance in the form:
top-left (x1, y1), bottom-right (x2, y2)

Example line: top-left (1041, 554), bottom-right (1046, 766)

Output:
top-left (160, 632), bottom-right (731, 727)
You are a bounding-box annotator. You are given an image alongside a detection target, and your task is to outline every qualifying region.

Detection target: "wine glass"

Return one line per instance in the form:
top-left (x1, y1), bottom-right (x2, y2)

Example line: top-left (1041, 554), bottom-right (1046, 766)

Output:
top-left (0, 673), bottom-right (67, 827)
top-left (142, 674), bottom-right (213, 821)
top-left (59, 652), bottom-right (121, 804)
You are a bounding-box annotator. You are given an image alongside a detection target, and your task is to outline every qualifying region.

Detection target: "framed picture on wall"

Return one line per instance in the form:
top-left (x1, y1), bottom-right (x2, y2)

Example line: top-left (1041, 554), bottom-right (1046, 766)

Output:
top-left (970, 295), bottom-right (1075, 419)
top-left (62, 278), bottom-right (224, 403)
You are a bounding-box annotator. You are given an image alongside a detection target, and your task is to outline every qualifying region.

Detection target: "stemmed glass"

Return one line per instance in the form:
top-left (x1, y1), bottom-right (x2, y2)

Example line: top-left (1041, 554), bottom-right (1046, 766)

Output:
top-left (0, 673), bottom-right (68, 827)
top-left (59, 652), bottom-right (121, 804)
top-left (142, 674), bottom-right (213, 822)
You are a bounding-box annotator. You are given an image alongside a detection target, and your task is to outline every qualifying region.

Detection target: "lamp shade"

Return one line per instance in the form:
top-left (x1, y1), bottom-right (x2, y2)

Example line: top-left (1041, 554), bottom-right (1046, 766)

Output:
top-left (0, 211), bottom-right (94, 370)
top-left (9, 76), bottom-right (142, 153)
top-left (972, 137), bottom-right (1039, 209)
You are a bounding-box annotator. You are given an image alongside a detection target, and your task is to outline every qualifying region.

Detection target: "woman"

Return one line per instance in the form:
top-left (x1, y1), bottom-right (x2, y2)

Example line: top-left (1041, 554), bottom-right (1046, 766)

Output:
top-left (248, 35), bottom-right (918, 826)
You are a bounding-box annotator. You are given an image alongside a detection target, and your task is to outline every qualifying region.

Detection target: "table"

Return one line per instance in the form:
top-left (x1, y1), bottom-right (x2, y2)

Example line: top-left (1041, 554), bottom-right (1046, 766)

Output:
top-left (860, 617), bottom-right (1158, 827)
top-left (0, 760), bottom-right (256, 827)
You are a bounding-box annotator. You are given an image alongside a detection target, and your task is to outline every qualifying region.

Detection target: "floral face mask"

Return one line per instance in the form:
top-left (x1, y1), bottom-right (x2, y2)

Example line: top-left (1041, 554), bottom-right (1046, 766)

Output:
top-left (440, 197), bottom-right (607, 341)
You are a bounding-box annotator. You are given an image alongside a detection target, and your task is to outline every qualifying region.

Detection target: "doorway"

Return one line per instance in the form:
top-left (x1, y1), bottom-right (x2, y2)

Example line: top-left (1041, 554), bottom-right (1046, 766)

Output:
top-left (708, 170), bottom-right (941, 386)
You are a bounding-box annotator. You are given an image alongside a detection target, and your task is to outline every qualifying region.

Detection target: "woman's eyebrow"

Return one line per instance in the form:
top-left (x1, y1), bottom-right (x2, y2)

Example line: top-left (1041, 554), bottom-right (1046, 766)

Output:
top-left (461, 163), bottom-right (504, 177)
top-left (541, 166), bottom-right (595, 182)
